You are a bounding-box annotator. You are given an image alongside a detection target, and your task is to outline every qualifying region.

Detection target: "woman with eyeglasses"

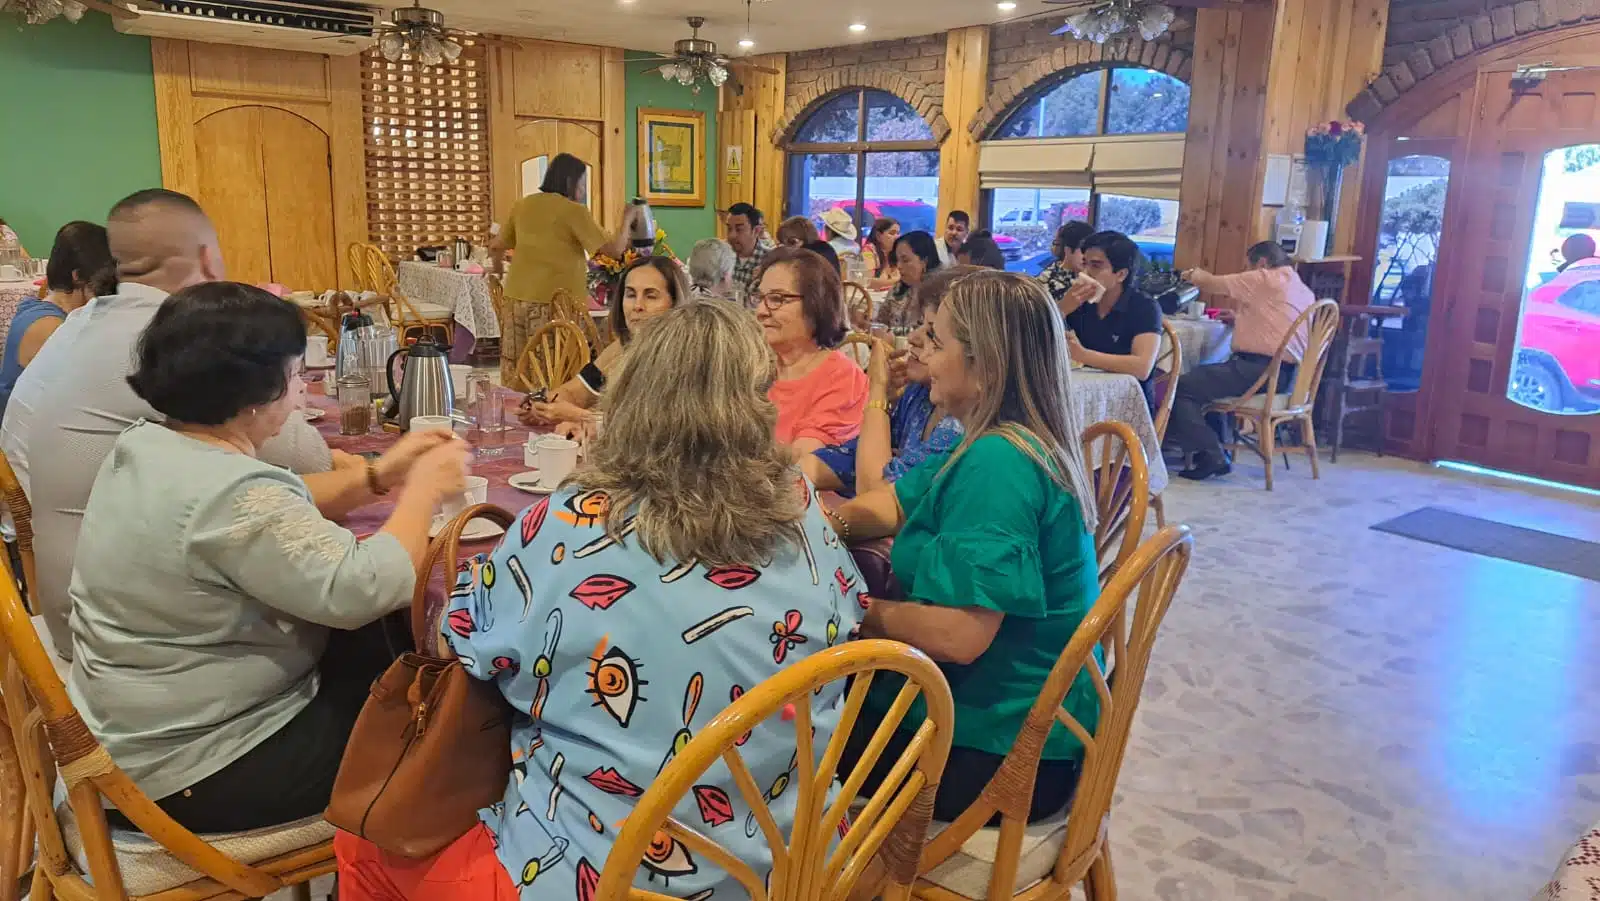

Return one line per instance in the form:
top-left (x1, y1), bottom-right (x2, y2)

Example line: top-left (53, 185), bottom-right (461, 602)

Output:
top-left (753, 246), bottom-right (868, 455)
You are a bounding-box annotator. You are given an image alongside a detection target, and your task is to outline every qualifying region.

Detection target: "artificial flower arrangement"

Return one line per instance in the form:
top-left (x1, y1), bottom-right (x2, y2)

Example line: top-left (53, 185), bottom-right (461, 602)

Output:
top-left (1305, 120), bottom-right (1366, 168)
top-left (586, 227), bottom-right (680, 307)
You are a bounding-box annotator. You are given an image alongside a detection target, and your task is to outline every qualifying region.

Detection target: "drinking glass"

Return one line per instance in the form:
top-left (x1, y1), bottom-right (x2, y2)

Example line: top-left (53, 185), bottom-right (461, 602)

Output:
top-left (468, 371), bottom-right (505, 456)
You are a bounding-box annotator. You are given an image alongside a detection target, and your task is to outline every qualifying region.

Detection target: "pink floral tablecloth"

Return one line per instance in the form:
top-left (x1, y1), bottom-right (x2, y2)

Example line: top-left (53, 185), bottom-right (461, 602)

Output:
top-left (0, 279), bottom-right (40, 347)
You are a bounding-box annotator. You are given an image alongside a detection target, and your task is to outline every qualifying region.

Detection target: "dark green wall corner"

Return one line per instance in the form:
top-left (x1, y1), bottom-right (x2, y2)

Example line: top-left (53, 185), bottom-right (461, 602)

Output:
top-left (624, 56), bottom-right (720, 253)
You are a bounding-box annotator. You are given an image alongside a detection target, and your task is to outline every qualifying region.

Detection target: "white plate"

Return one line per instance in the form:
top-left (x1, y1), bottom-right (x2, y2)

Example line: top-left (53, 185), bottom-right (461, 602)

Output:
top-left (303, 408), bottom-right (326, 422)
top-left (508, 471), bottom-right (556, 495)
top-left (429, 515), bottom-right (507, 541)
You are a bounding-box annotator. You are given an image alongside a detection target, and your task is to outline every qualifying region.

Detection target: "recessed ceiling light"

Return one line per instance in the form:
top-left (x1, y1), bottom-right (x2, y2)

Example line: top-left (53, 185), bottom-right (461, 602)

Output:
top-left (738, 37), bottom-right (754, 47)
top-left (848, 22), bottom-right (866, 32)
top-left (996, 2), bottom-right (1017, 10)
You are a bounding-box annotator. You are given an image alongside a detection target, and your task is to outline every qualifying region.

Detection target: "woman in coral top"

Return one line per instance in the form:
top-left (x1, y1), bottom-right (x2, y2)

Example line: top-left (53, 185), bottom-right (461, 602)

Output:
top-left (754, 245), bottom-right (869, 455)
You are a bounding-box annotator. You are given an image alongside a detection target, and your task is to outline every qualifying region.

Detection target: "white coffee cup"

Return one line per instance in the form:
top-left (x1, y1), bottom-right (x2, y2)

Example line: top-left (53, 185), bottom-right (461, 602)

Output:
top-left (0, 265), bottom-right (20, 281)
top-left (532, 436), bottom-right (580, 487)
top-left (409, 415), bottom-right (454, 434)
top-left (304, 335), bottom-right (331, 368)
top-left (449, 364), bottom-right (472, 400)
top-left (442, 475), bottom-right (489, 518)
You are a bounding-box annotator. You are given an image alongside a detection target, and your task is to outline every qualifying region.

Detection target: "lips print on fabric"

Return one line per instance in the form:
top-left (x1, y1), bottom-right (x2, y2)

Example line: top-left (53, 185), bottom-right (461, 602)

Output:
top-left (575, 857), bottom-right (600, 901)
top-left (520, 496), bottom-right (550, 547)
top-left (446, 608), bottom-right (474, 638)
top-left (693, 784), bottom-right (735, 827)
top-left (704, 564), bottom-right (760, 590)
top-left (569, 573), bottom-right (636, 610)
top-left (585, 766), bottom-right (644, 797)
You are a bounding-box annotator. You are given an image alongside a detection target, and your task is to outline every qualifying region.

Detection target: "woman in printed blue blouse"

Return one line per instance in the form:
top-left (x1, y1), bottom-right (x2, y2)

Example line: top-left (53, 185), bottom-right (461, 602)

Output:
top-left (335, 300), bottom-right (863, 901)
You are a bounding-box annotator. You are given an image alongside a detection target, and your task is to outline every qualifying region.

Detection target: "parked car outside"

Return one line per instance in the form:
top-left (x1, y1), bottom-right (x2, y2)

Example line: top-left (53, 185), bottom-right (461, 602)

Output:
top-left (1510, 257), bottom-right (1600, 413)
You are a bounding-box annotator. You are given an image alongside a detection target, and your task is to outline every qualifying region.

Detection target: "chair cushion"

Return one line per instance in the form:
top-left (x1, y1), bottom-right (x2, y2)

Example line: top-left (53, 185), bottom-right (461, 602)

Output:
top-left (1210, 393), bottom-right (1308, 416)
top-left (60, 804), bottom-right (333, 896)
top-left (920, 807), bottom-right (1071, 898)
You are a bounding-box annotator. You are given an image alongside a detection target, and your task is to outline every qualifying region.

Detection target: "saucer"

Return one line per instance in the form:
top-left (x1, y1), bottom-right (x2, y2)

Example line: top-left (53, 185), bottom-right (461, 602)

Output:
top-left (303, 408), bottom-right (326, 422)
top-left (508, 471), bottom-right (556, 495)
top-left (429, 514), bottom-right (507, 540)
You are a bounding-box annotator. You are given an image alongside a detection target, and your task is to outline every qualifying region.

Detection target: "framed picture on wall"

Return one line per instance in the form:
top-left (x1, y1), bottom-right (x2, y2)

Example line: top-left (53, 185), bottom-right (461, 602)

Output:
top-left (638, 107), bottom-right (705, 208)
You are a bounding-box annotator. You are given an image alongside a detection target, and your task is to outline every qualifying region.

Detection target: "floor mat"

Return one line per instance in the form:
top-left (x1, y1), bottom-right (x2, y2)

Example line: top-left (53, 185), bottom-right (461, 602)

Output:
top-left (1371, 506), bottom-right (1600, 582)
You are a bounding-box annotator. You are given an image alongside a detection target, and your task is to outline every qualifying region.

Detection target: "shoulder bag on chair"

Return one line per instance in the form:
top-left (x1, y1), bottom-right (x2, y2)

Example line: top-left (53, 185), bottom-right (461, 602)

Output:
top-left (326, 504), bottom-right (515, 858)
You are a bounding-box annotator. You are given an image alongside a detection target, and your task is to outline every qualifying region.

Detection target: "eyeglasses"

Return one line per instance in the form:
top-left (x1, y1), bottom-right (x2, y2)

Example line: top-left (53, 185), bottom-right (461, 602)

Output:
top-left (756, 290), bottom-right (804, 310)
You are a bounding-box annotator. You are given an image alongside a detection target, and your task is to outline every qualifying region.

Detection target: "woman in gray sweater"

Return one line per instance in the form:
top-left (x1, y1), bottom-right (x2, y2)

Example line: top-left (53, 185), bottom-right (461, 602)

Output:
top-left (68, 282), bottom-right (469, 834)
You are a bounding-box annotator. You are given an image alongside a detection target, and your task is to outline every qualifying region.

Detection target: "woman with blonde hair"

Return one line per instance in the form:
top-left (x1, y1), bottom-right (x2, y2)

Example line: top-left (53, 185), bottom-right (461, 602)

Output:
top-left (825, 269), bottom-right (1100, 822)
top-left (336, 300), bottom-right (862, 901)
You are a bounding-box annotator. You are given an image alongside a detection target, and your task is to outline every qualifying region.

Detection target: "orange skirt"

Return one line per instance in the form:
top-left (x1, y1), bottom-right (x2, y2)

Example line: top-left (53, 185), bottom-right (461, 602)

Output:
top-left (335, 825), bottom-right (518, 901)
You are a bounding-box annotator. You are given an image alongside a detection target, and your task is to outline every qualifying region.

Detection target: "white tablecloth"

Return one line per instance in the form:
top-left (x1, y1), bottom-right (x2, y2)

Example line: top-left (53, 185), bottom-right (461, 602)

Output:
top-left (1165, 317), bottom-right (1233, 374)
top-left (1074, 370), bottom-right (1170, 495)
top-left (396, 261), bottom-right (500, 340)
top-left (0, 279), bottom-right (40, 347)
top-left (1536, 821), bottom-right (1600, 899)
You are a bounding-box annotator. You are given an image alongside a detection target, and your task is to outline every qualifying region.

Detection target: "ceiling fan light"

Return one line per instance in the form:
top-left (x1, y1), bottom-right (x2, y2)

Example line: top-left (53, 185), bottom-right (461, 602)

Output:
top-left (710, 64), bottom-right (728, 86)
top-left (738, 37), bottom-right (754, 48)
top-left (379, 32), bottom-right (405, 61)
top-left (441, 37), bottom-right (463, 61)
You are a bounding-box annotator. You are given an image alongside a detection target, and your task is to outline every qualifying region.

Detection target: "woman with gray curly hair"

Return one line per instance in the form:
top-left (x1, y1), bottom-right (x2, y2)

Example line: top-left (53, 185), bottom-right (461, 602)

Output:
top-left (686, 236), bottom-right (737, 300)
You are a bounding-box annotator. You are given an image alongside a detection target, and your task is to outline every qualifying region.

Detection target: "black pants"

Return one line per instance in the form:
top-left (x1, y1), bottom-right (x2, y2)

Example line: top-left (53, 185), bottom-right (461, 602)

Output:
top-left (1166, 353), bottom-right (1295, 460)
top-left (109, 615), bottom-right (409, 834)
top-left (838, 717), bottom-right (1081, 824)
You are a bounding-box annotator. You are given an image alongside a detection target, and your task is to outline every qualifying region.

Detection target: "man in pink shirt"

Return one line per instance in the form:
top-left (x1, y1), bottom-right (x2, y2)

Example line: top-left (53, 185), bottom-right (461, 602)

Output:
top-left (1174, 241), bottom-right (1316, 480)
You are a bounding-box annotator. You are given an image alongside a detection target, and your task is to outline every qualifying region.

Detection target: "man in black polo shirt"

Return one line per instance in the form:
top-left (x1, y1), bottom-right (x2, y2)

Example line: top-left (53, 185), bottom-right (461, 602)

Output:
top-left (1057, 230), bottom-right (1163, 409)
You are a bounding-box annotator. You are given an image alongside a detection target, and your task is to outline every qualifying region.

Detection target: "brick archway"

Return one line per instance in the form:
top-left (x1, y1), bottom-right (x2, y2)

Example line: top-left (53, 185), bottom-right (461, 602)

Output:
top-left (774, 66), bottom-right (952, 145)
top-left (969, 38), bottom-right (1192, 140)
top-left (1346, 5), bottom-right (1600, 123)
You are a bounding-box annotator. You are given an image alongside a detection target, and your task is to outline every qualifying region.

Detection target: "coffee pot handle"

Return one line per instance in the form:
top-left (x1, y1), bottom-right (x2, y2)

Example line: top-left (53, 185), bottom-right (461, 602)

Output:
top-left (386, 346), bottom-right (404, 401)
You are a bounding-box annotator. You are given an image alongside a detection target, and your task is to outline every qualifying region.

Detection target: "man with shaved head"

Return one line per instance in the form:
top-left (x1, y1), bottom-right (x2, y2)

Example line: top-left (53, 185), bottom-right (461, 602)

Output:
top-left (1, 189), bottom-right (333, 658)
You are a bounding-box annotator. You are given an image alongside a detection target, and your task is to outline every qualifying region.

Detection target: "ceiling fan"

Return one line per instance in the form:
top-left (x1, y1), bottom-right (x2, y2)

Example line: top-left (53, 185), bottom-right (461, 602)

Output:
top-left (626, 16), bottom-right (778, 93)
top-left (368, 1), bottom-right (514, 66)
top-left (1045, 0), bottom-right (1263, 42)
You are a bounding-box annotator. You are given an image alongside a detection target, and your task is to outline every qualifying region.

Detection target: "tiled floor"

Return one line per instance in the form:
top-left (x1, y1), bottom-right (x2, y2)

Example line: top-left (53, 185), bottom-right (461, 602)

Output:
top-left (1111, 449), bottom-right (1600, 900)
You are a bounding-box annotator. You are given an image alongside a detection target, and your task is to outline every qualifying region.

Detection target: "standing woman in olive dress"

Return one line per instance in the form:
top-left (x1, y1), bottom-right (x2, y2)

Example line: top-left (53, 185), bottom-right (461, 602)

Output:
top-left (489, 153), bottom-right (641, 389)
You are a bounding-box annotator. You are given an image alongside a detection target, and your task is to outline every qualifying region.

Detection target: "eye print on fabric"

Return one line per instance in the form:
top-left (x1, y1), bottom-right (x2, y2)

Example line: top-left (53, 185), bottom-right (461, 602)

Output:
top-left (556, 489), bottom-right (610, 528)
top-left (658, 673), bottom-right (703, 772)
top-left (517, 835), bottom-right (568, 887)
top-left (680, 606), bottom-right (754, 645)
top-left (531, 608), bottom-right (562, 721)
top-left (586, 638), bottom-right (648, 727)
top-left (642, 829), bottom-right (699, 882)
top-left (569, 573), bottom-right (636, 611)
top-left (769, 610), bottom-right (807, 664)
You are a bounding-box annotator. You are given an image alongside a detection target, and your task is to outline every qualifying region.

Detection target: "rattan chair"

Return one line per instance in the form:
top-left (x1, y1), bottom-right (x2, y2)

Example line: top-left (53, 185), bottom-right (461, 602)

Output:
top-left (518, 320), bottom-right (589, 395)
top-left (595, 640), bottom-right (956, 901)
top-left (843, 281), bottom-right (874, 327)
top-left (1204, 300), bottom-right (1341, 491)
top-left (350, 243), bottom-right (453, 347)
top-left (1149, 320), bottom-right (1183, 527)
top-left (0, 449), bottom-right (34, 901)
top-left (841, 333), bottom-right (876, 371)
top-left (0, 554), bottom-right (333, 901)
top-left (1081, 422), bottom-right (1149, 588)
top-left (549, 289), bottom-right (603, 355)
top-left (907, 525), bottom-right (1193, 901)
top-left (0, 451), bottom-right (36, 618)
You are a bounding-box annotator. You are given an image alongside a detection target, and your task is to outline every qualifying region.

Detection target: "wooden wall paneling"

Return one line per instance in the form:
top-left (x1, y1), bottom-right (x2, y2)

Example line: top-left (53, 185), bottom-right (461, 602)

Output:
top-left (752, 55), bottom-right (787, 223)
top-left (194, 106), bottom-right (271, 285)
top-left (1214, 7), bottom-right (1275, 271)
top-left (488, 44), bottom-right (520, 228)
top-left (186, 42), bottom-right (331, 102)
top-left (717, 108), bottom-right (757, 226)
top-left (259, 107), bottom-right (337, 290)
top-left (1175, 10), bottom-right (1230, 271)
top-left (151, 38), bottom-right (199, 198)
top-left (938, 26), bottom-right (989, 225)
top-left (513, 39), bottom-right (604, 121)
top-left (1200, 11), bottom-right (1244, 271)
top-left (717, 53), bottom-right (786, 227)
top-left (1328, 0), bottom-right (1388, 253)
top-left (601, 47), bottom-right (627, 232)
top-left (327, 53), bottom-right (367, 289)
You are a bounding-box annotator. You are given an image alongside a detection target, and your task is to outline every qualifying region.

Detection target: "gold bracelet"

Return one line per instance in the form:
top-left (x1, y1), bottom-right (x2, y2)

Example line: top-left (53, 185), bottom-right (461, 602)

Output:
top-left (866, 398), bottom-right (891, 415)
top-left (824, 506), bottom-right (851, 541)
top-left (366, 459), bottom-right (389, 496)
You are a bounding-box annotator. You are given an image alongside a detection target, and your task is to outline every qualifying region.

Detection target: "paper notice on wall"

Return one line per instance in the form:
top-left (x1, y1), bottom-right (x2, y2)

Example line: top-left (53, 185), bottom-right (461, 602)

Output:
top-left (725, 145), bottom-right (744, 184)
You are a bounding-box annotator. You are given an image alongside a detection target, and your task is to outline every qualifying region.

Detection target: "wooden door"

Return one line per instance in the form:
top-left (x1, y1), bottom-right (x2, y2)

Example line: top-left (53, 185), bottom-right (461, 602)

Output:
top-left (515, 119), bottom-right (603, 215)
top-left (194, 106), bottom-right (337, 289)
top-left (1431, 69), bottom-right (1600, 488)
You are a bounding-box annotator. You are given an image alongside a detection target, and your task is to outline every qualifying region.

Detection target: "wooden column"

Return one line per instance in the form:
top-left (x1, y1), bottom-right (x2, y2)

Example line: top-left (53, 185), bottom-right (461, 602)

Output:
top-left (718, 54), bottom-right (787, 234)
top-left (939, 26), bottom-right (990, 224)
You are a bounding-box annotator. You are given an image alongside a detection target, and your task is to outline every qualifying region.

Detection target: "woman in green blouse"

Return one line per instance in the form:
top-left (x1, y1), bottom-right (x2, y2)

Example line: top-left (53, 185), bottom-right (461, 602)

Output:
top-left (826, 269), bottom-right (1102, 822)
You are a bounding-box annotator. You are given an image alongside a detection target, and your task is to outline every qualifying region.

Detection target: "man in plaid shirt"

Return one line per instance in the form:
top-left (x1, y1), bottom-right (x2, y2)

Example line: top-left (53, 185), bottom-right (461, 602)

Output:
top-left (726, 202), bottom-right (775, 307)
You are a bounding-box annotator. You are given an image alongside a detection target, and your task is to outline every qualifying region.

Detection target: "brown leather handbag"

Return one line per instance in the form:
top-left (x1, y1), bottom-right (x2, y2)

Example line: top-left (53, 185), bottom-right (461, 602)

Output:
top-left (326, 504), bottom-right (516, 858)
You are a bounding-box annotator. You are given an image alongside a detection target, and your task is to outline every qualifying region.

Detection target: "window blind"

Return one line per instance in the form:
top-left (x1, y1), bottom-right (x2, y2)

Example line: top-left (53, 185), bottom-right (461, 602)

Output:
top-left (361, 45), bottom-right (492, 261)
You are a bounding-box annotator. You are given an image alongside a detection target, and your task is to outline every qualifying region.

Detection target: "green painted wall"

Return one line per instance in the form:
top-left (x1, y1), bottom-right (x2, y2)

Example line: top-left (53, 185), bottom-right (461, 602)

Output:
top-left (0, 16), bottom-right (162, 254)
top-left (624, 58), bottom-right (719, 250)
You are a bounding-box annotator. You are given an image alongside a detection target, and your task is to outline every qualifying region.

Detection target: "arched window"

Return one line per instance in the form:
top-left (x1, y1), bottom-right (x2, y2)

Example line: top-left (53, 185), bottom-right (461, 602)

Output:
top-left (786, 89), bottom-right (941, 239)
top-left (994, 66), bottom-right (1189, 140)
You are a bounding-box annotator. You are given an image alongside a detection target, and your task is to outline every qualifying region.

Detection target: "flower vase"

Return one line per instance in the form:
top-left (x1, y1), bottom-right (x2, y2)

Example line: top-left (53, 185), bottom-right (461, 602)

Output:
top-left (1302, 162), bottom-right (1344, 258)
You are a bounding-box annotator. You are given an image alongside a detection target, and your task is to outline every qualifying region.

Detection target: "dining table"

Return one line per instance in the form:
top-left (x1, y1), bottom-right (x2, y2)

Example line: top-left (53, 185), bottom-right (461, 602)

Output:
top-left (1165, 316), bottom-right (1233, 374)
top-left (0, 278), bottom-right (40, 346)
top-left (396, 261), bottom-right (502, 362)
top-left (1073, 369), bottom-right (1170, 495)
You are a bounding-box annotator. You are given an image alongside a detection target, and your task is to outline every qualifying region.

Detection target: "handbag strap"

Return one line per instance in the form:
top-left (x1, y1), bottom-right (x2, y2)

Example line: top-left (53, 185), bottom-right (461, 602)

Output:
top-left (411, 503), bottom-right (517, 657)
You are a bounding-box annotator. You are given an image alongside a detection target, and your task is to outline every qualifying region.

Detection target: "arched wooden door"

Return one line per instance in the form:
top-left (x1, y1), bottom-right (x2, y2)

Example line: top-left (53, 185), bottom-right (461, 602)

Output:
top-left (194, 106), bottom-right (337, 289)
top-left (1433, 68), bottom-right (1600, 488)
top-left (515, 119), bottom-right (603, 214)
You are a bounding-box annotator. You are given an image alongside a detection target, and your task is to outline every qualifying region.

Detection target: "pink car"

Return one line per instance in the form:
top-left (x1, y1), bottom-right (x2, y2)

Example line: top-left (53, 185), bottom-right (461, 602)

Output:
top-left (1512, 258), bottom-right (1600, 413)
